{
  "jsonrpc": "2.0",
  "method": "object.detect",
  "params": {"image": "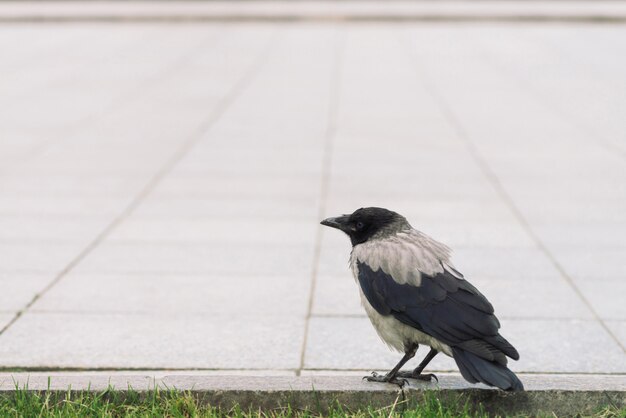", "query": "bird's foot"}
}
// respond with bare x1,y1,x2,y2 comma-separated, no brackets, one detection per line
363,371,408,388
395,371,438,382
